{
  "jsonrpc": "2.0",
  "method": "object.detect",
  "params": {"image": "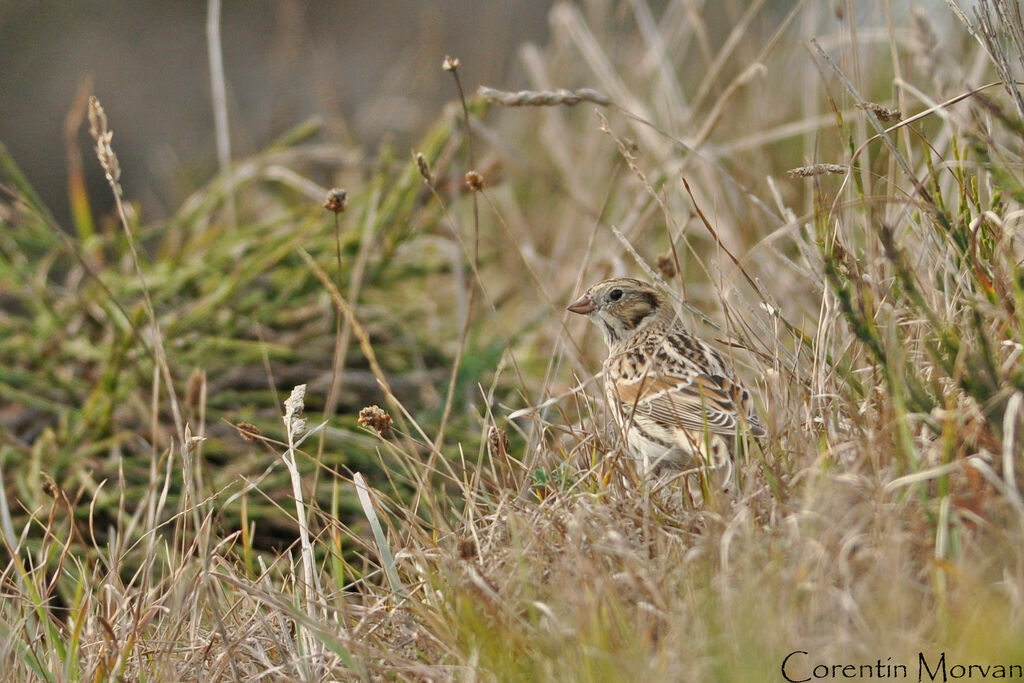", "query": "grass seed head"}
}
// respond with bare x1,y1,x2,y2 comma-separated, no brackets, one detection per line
358,405,392,436
416,152,433,184
323,188,348,213
465,170,484,191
